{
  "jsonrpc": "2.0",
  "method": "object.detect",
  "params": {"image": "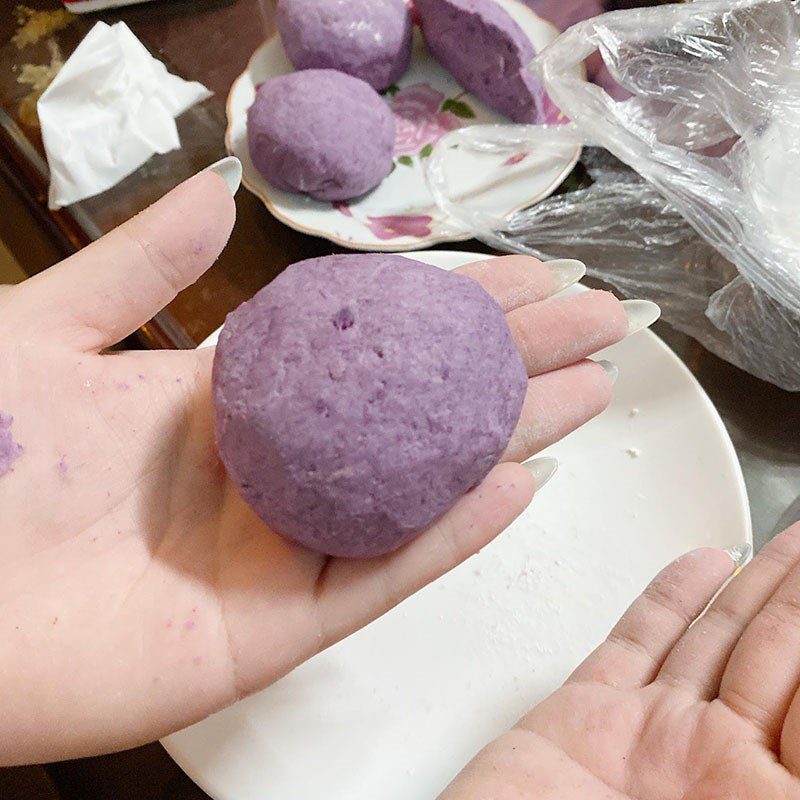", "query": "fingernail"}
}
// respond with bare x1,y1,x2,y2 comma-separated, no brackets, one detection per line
547,258,586,294
622,299,661,336
522,456,558,491
595,359,618,385
723,542,753,569
206,156,242,196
